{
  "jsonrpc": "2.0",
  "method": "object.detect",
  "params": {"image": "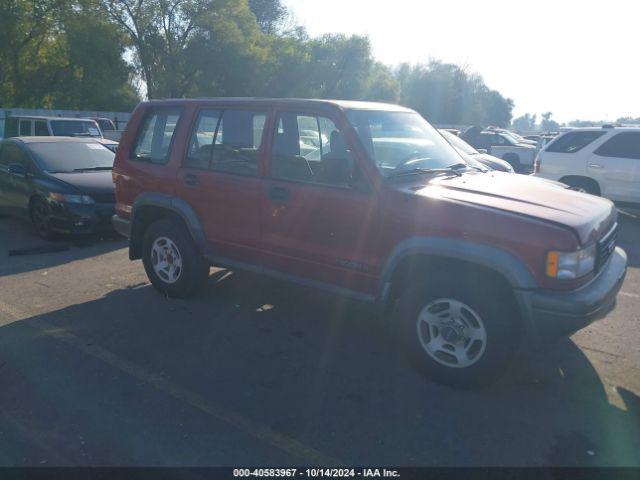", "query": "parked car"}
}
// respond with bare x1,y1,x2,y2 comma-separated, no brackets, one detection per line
92,117,116,132
486,127,537,146
439,129,514,172
92,117,124,142
0,137,116,238
111,98,627,387
96,138,119,153
462,126,537,173
4,116,103,139
534,126,640,207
